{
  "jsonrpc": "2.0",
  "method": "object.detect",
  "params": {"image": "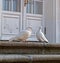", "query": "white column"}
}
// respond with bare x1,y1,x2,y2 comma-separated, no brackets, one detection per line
56,0,60,43
0,0,2,39
53,0,56,42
